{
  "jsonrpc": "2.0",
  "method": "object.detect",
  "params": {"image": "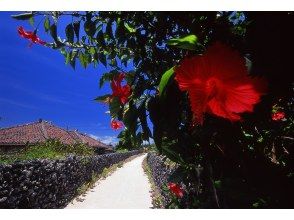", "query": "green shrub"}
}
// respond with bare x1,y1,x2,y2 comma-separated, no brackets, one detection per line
0,139,95,164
